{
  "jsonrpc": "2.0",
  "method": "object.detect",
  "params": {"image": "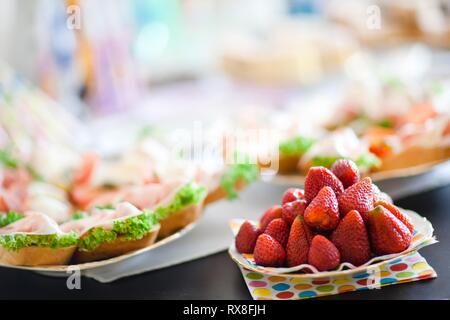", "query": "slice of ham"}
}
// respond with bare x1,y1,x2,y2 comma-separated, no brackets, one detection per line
70,151,162,210
60,202,143,236
2,168,31,189
396,103,438,128
0,188,27,213
398,114,450,149
86,180,184,211
26,182,72,223
74,152,159,188
0,211,63,235
0,168,30,212
70,184,104,210
73,153,98,185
